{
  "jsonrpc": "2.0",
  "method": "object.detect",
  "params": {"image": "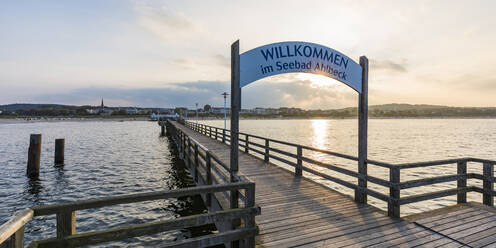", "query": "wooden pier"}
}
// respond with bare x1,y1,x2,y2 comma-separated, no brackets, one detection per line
1,119,495,247
166,120,496,247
